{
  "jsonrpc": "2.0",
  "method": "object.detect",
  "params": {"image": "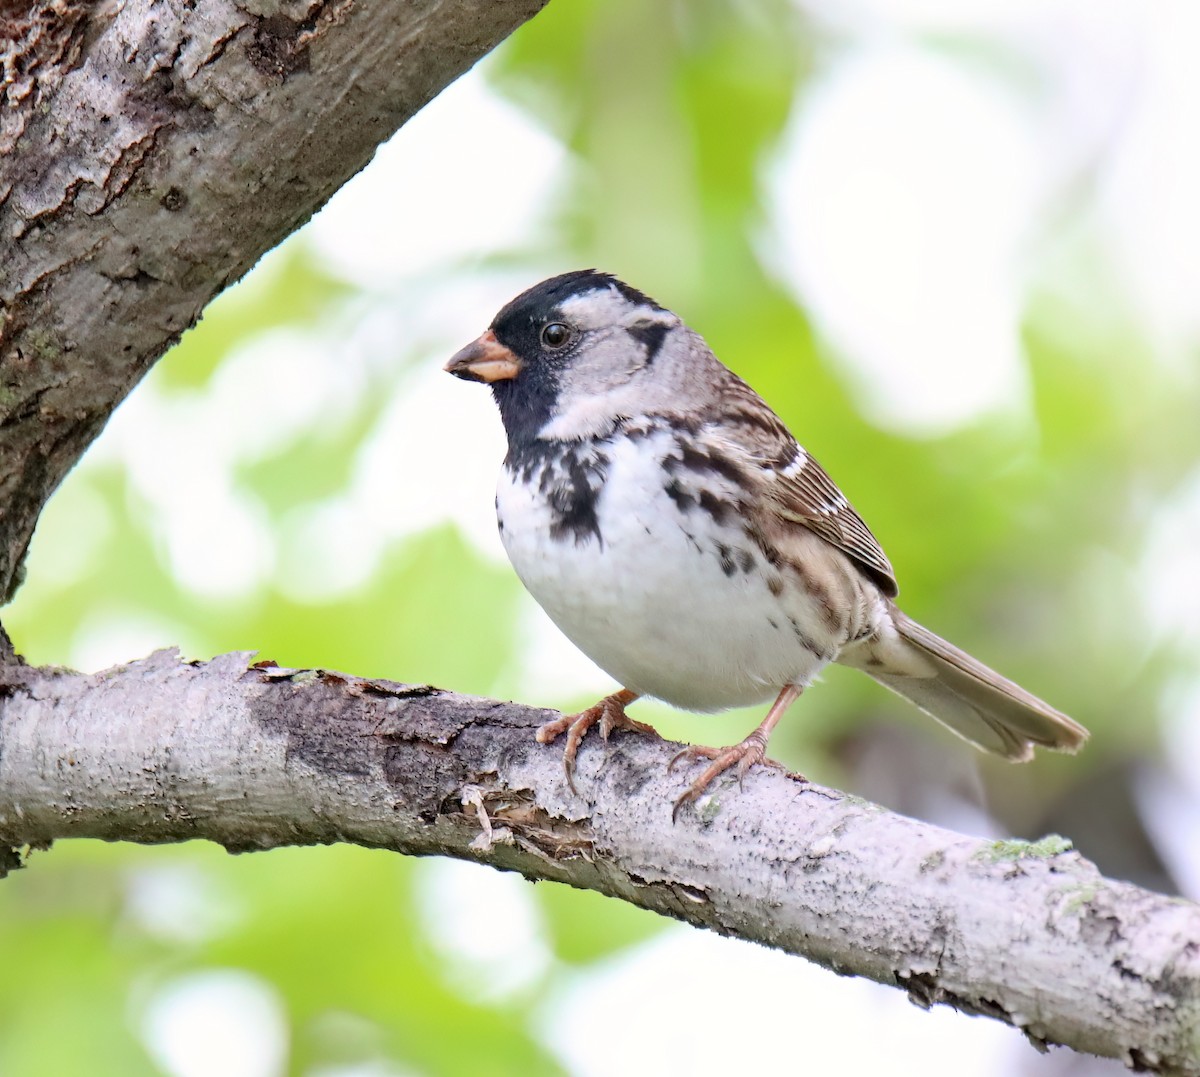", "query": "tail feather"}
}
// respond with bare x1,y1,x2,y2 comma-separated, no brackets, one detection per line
854,610,1089,761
